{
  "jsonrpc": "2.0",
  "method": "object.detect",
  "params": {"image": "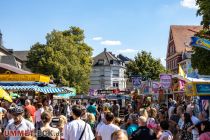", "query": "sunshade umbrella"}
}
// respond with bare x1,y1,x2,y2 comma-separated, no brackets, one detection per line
10,93,20,99
0,88,12,102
